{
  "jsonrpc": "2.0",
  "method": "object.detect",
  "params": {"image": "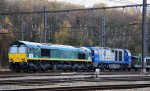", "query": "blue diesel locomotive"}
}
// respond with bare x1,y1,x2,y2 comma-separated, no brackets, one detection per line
87,47,131,71
8,41,131,72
